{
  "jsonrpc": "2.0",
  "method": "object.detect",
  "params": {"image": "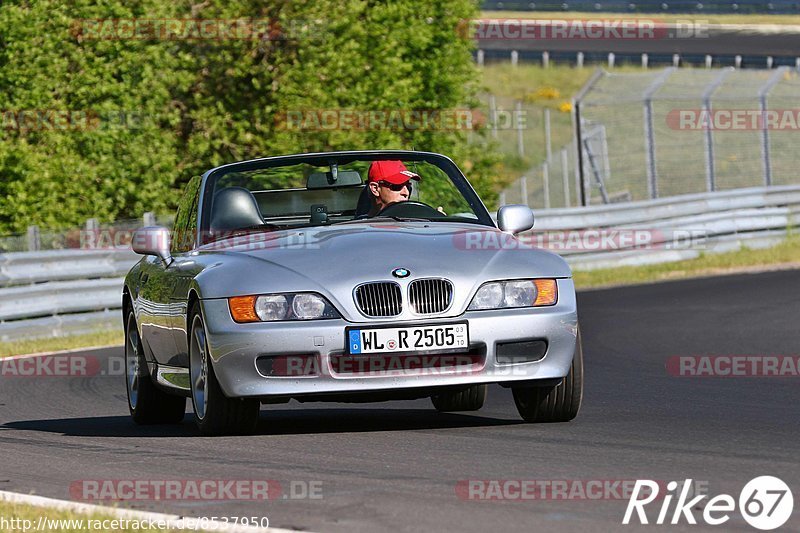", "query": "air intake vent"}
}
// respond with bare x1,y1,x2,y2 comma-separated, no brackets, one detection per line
408,278,453,315
354,282,402,317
